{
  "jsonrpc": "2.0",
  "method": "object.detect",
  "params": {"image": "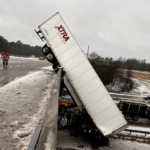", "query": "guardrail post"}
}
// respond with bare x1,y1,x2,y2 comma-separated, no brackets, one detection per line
36,69,62,150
